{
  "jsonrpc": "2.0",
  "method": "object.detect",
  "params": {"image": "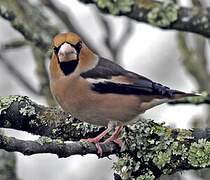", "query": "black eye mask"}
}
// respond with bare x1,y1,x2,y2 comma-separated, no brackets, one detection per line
53,41,82,55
